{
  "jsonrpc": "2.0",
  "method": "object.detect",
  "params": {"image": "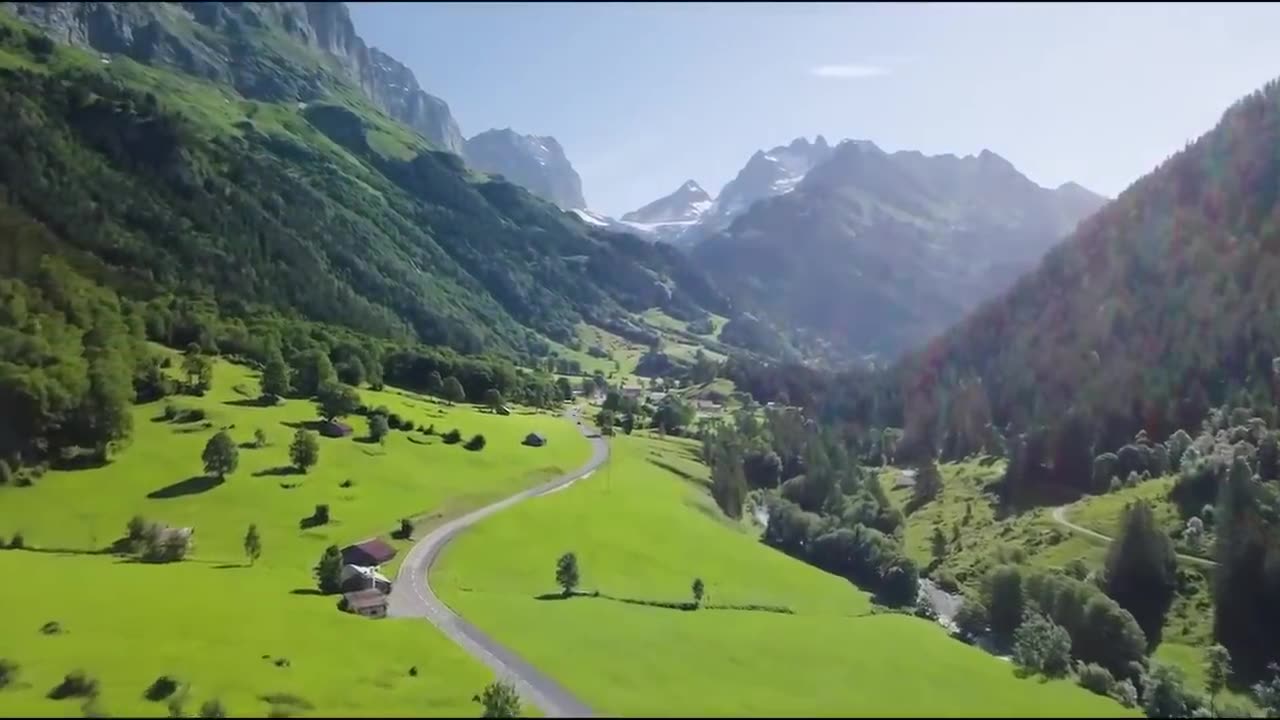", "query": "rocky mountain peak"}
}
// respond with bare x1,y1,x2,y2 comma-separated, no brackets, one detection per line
464,129,587,209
